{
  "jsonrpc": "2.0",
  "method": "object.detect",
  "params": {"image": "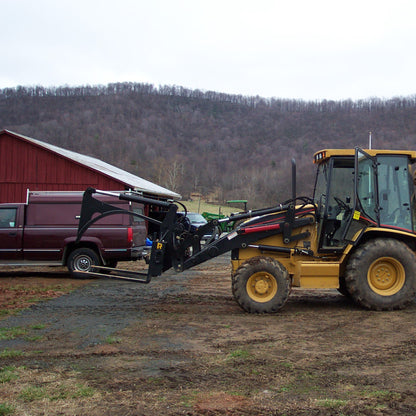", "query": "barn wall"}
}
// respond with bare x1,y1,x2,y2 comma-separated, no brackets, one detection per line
0,132,125,202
